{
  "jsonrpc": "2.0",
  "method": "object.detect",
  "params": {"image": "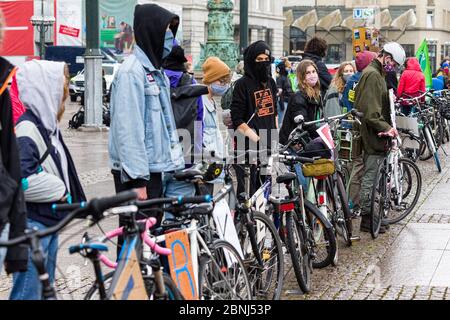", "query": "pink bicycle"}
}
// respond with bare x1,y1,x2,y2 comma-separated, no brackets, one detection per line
68,204,183,300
